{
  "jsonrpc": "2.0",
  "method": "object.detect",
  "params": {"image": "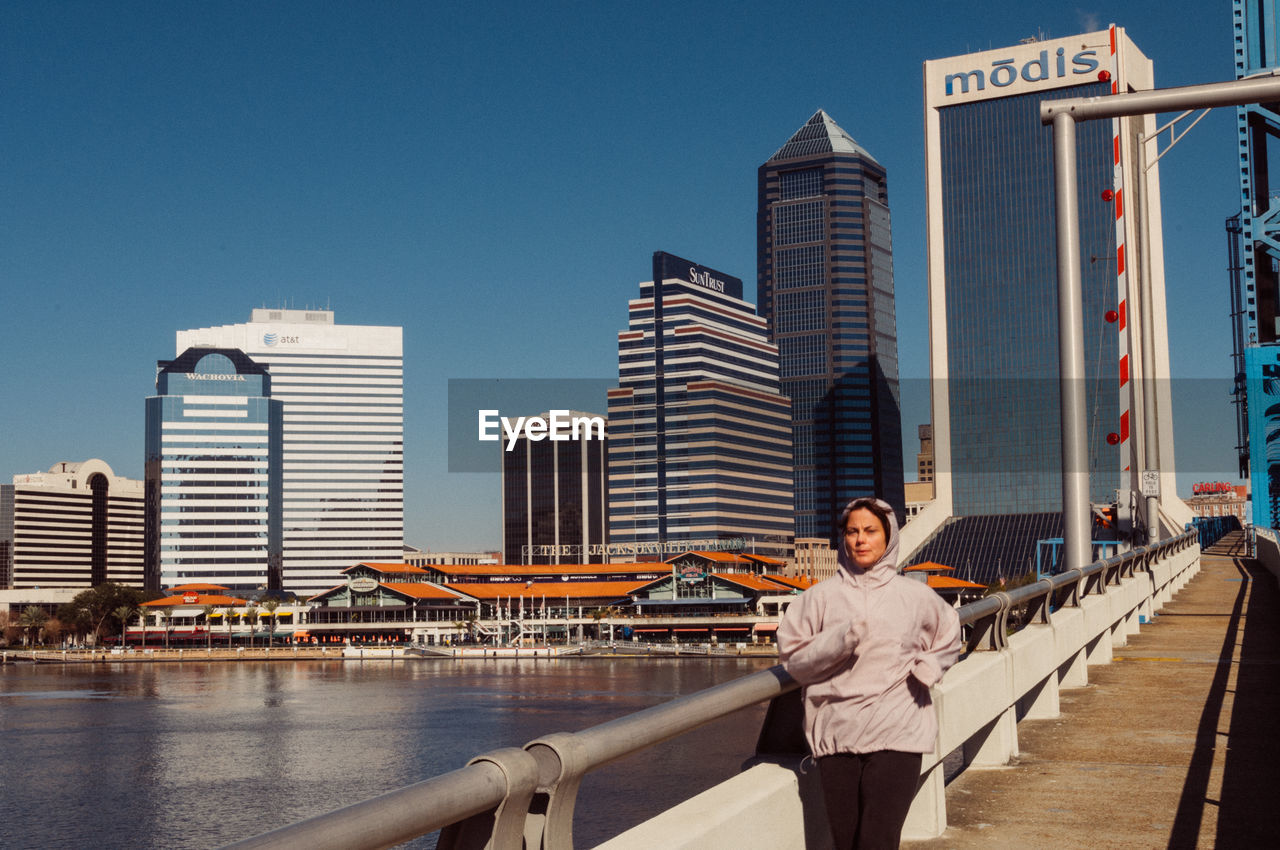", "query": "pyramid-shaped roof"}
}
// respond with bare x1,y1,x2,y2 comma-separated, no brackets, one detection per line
767,110,880,166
